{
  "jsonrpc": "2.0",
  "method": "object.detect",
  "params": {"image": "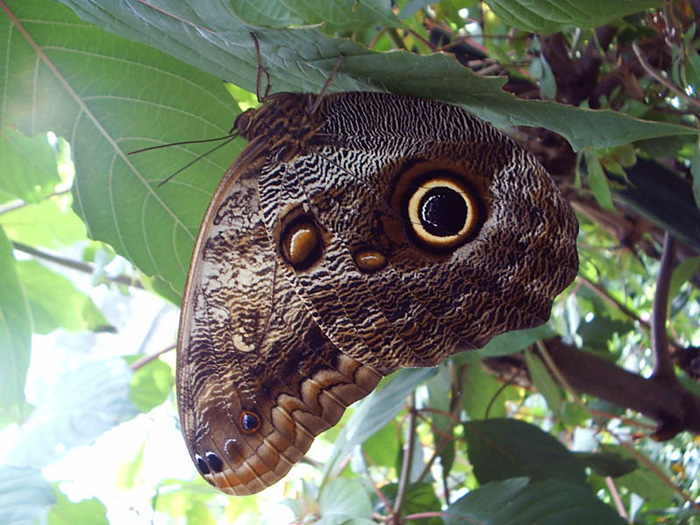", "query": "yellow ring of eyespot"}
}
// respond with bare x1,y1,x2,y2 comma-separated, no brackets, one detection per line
407,177,479,249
